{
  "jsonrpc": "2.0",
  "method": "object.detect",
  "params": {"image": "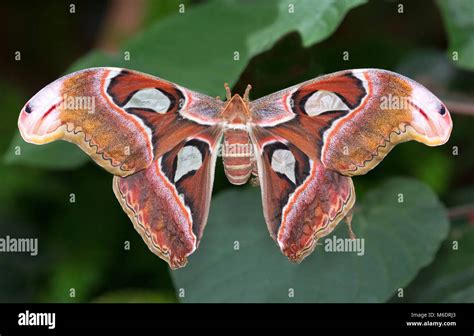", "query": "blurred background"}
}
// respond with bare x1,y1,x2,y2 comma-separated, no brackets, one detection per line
0,0,473,303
